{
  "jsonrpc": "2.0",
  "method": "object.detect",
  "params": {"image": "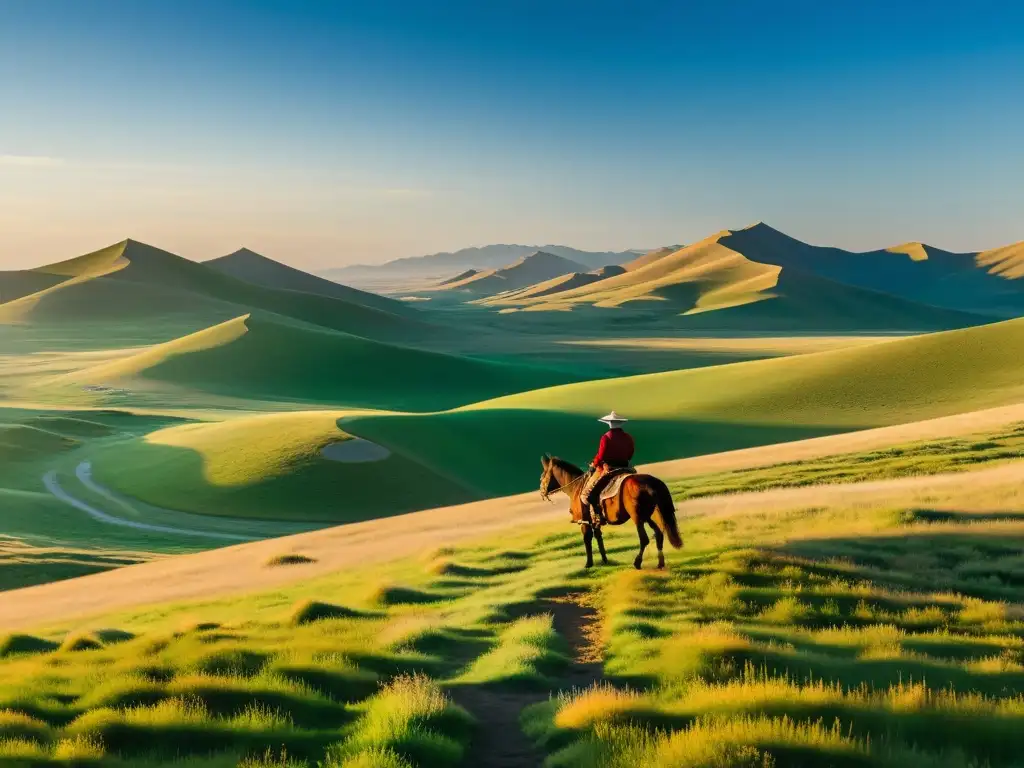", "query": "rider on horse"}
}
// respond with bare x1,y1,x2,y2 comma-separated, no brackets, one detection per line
582,410,635,525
